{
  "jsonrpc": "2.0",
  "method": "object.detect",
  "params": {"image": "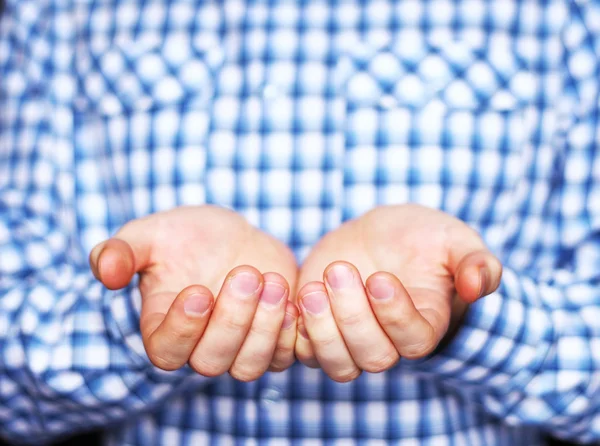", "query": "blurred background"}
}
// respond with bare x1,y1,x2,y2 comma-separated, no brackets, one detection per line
0,431,582,445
